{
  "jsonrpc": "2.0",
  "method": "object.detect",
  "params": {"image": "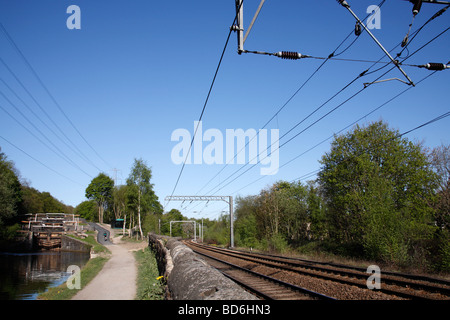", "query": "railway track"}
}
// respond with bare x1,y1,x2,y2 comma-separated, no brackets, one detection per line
184,241,450,300
185,242,335,300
